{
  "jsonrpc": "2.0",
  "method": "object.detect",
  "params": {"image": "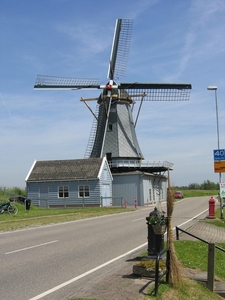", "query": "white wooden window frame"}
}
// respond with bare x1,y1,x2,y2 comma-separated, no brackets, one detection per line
58,186,69,198
78,185,90,198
